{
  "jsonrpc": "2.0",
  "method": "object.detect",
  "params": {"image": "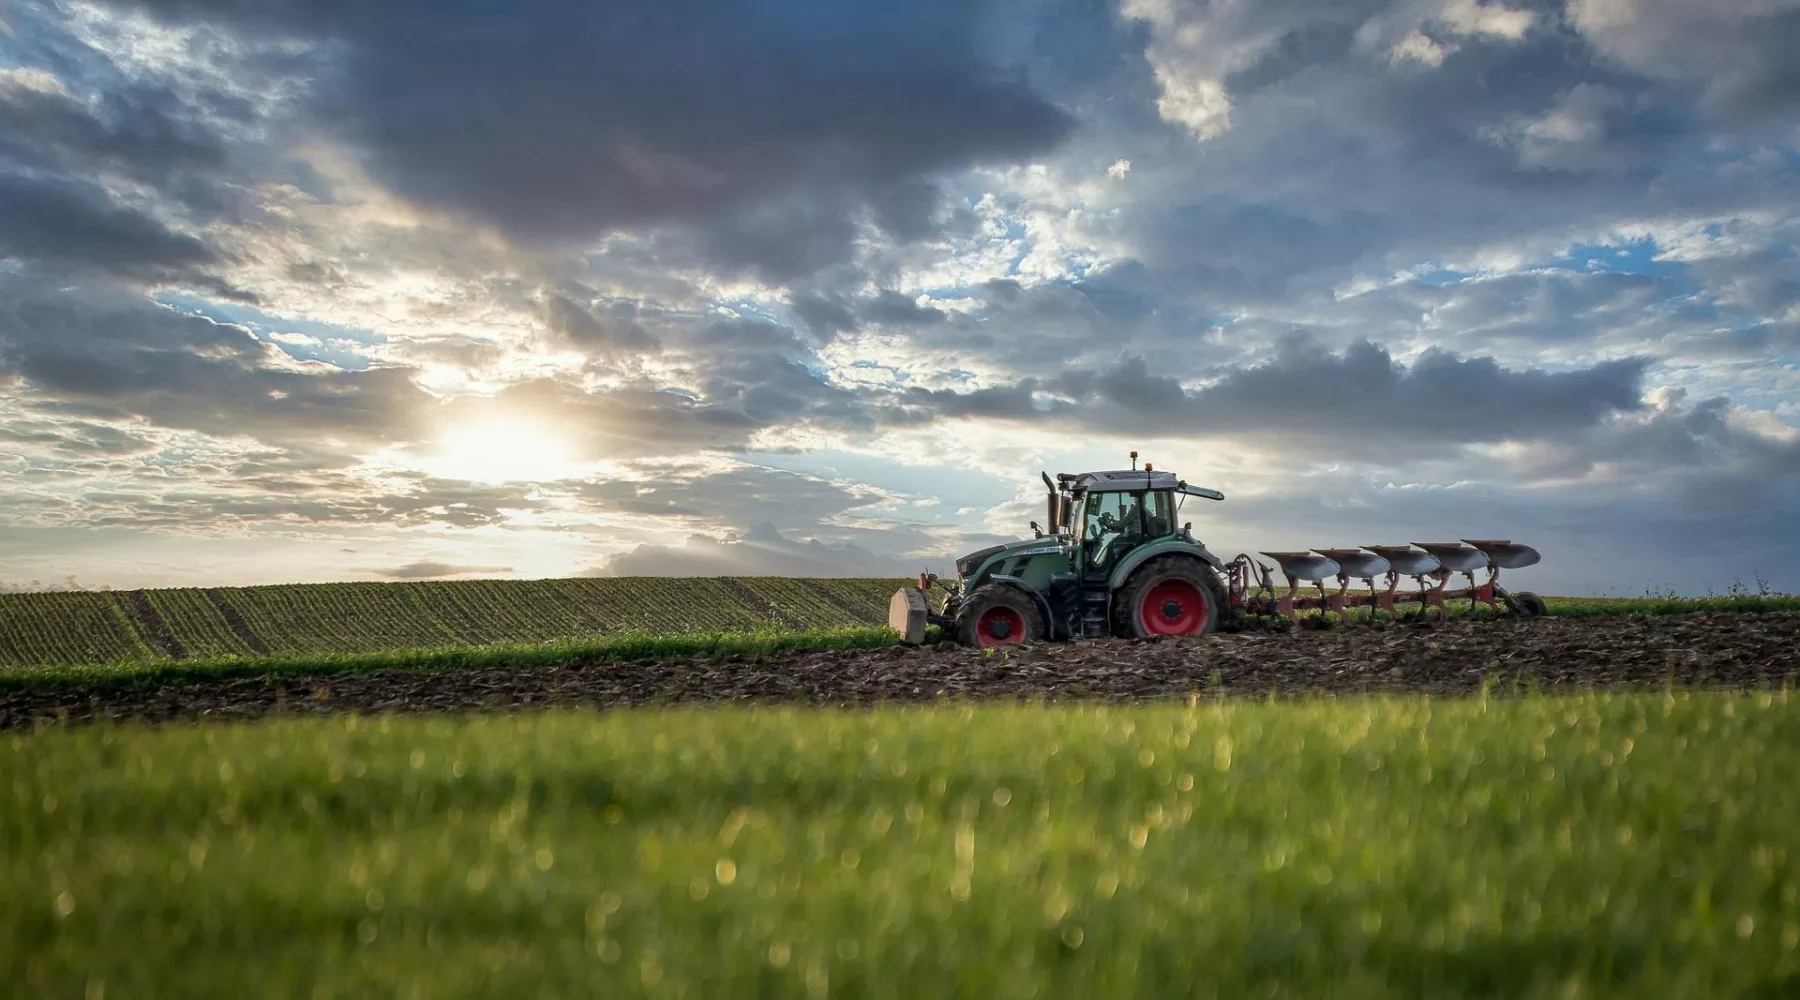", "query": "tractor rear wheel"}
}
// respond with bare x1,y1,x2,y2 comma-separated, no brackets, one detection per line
1113,556,1223,638
955,584,1044,648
